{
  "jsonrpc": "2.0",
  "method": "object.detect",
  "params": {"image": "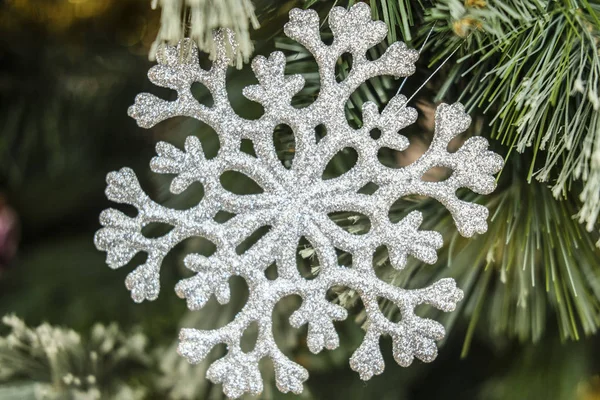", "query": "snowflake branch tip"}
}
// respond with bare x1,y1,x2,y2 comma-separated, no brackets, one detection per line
362,96,416,151
432,103,472,144
151,136,206,194
178,328,223,364
243,51,305,107
420,278,464,312
273,356,309,394
387,211,444,269
398,102,504,237
150,39,200,90
329,4,387,50
125,262,161,302
128,40,204,128
283,9,321,52
349,330,385,380
289,297,348,353
95,209,139,269
391,319,443,367
175,254,231,309
104,167,145,205
452,136,504,194
207,353,263,399
452,202,491,237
